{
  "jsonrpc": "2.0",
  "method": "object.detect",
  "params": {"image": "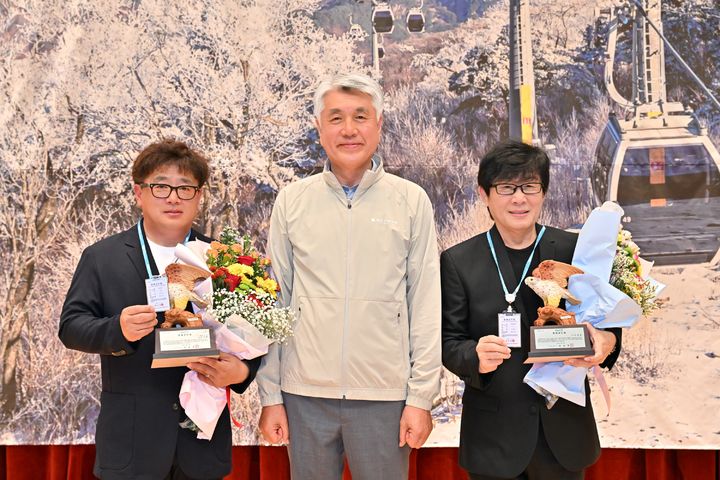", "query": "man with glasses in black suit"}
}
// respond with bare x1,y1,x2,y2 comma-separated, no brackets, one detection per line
60,139,259,480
